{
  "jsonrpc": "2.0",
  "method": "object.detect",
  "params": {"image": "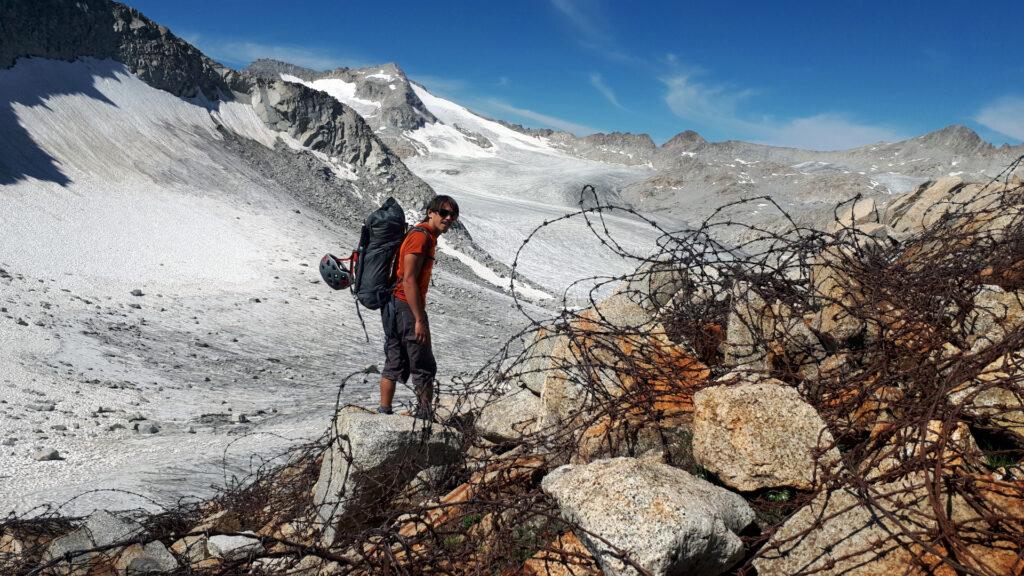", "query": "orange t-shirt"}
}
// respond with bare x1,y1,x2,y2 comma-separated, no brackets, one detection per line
393,224,437,304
